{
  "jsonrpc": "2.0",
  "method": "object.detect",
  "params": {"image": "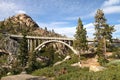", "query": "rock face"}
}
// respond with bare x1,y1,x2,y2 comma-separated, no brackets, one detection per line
89,65,106,72
0,13,62,37
0,14,38,35
0,33,19,58
13,14,39,29
11,14,39,29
